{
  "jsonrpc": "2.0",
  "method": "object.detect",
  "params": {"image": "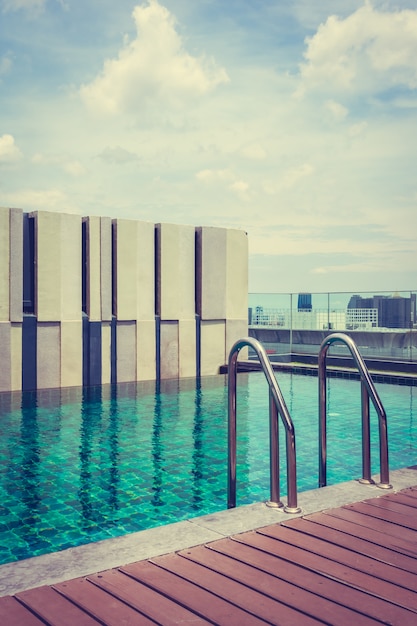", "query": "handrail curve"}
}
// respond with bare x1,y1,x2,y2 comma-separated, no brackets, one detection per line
228,337,300,514
318,332,391,490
